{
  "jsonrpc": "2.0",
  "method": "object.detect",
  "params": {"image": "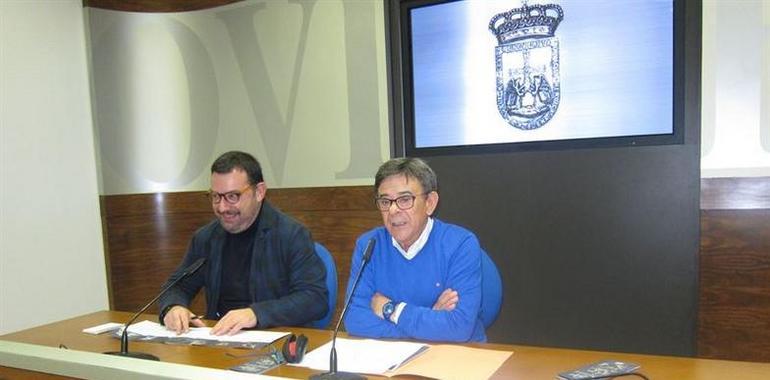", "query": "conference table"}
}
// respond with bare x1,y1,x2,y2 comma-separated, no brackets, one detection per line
2,311,769,379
